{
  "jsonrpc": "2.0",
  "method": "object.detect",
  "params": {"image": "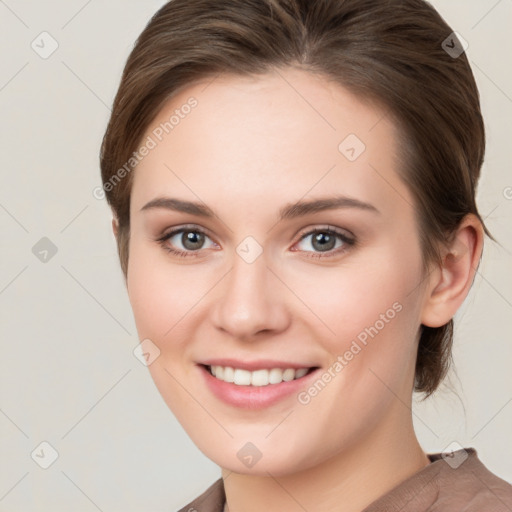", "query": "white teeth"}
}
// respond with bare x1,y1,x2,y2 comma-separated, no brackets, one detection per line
233,368,252,385
223,366,235,382
282,368,295,381
251,369,269,387
208,365,312,386
268,368,283,384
